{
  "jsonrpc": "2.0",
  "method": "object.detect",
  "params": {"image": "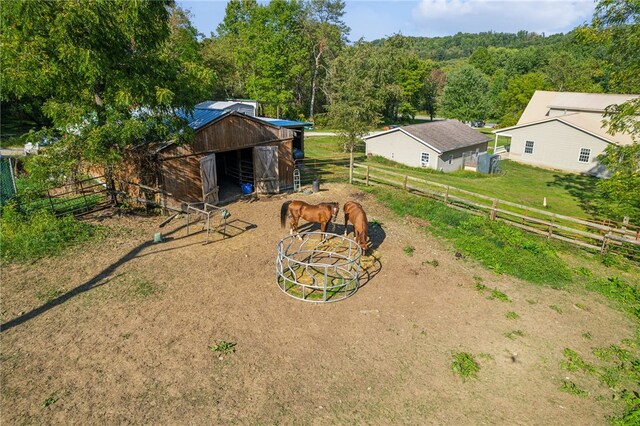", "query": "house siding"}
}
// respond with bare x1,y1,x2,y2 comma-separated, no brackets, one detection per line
437,143,488,172
366,131,440,169
508,120,609,174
